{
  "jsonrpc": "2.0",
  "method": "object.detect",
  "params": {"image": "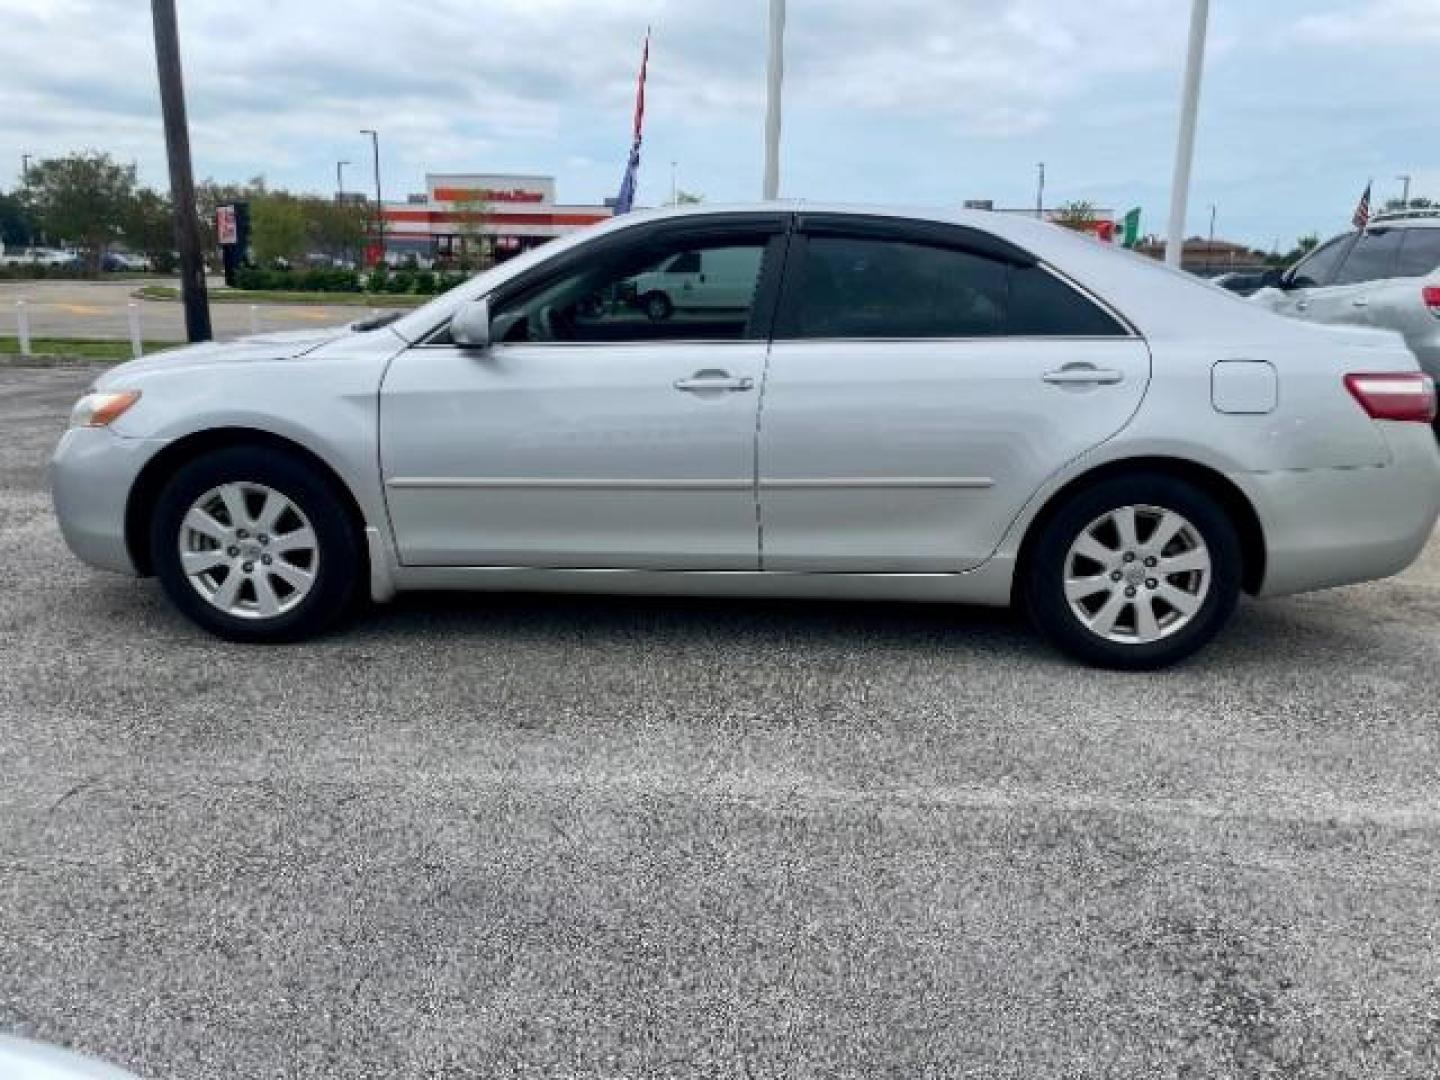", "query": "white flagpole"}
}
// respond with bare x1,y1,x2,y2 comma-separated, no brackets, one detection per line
763,0,785,200
1165,0,1209,268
